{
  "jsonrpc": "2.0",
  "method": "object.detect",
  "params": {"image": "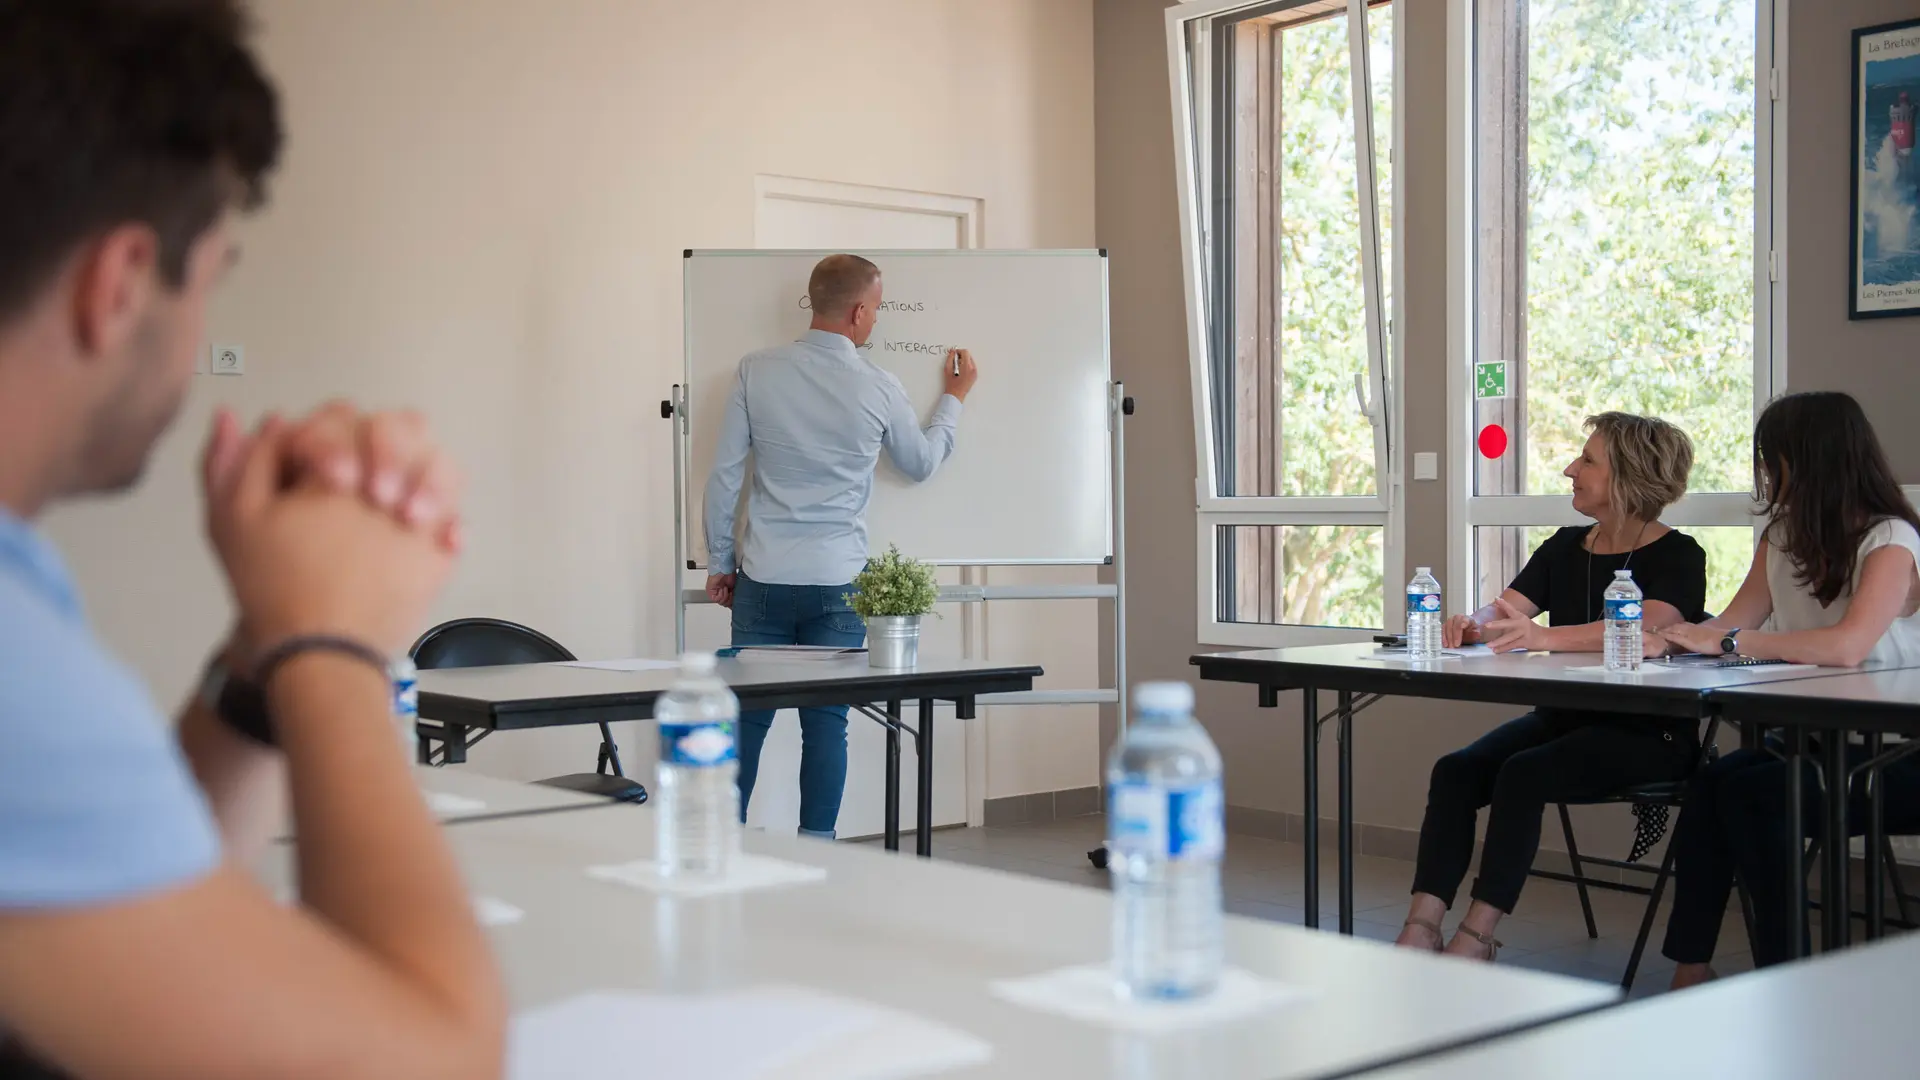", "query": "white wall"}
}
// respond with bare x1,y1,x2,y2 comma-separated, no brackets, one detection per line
42,0,1099,800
